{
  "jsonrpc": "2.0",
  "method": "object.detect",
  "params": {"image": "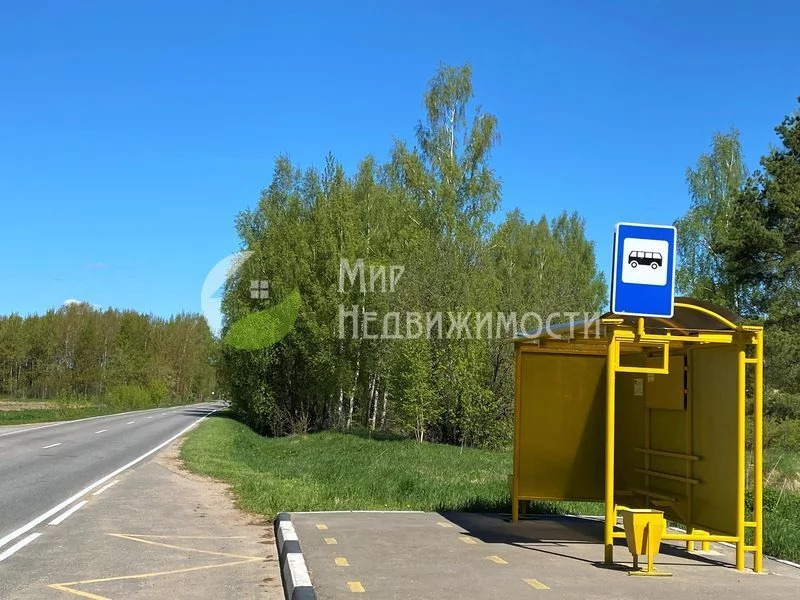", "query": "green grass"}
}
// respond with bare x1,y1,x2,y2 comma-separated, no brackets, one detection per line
183,415,800,563
180,414,601,520
757,449,800,562
0,405,111,425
